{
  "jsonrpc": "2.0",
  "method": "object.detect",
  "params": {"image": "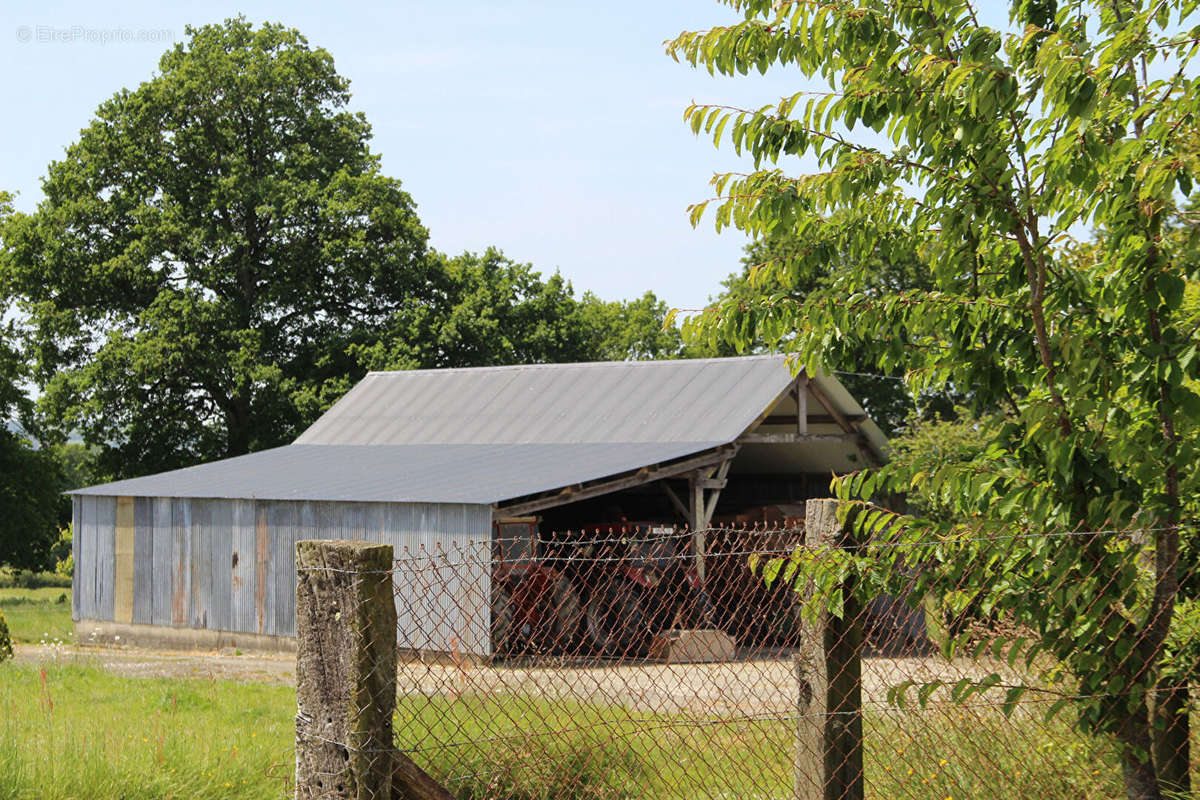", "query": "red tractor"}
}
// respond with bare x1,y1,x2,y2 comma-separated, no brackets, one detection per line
545,522,713,658
490,518,716,658
490,518,582,656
